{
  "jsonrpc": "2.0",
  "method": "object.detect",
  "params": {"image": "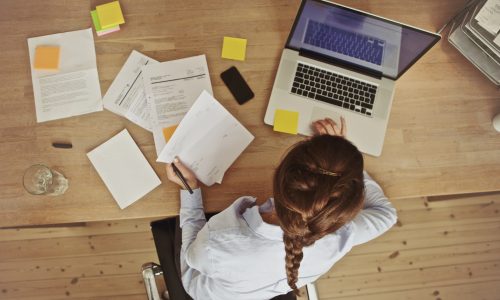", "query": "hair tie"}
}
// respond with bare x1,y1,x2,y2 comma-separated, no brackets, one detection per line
317,168,341,177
